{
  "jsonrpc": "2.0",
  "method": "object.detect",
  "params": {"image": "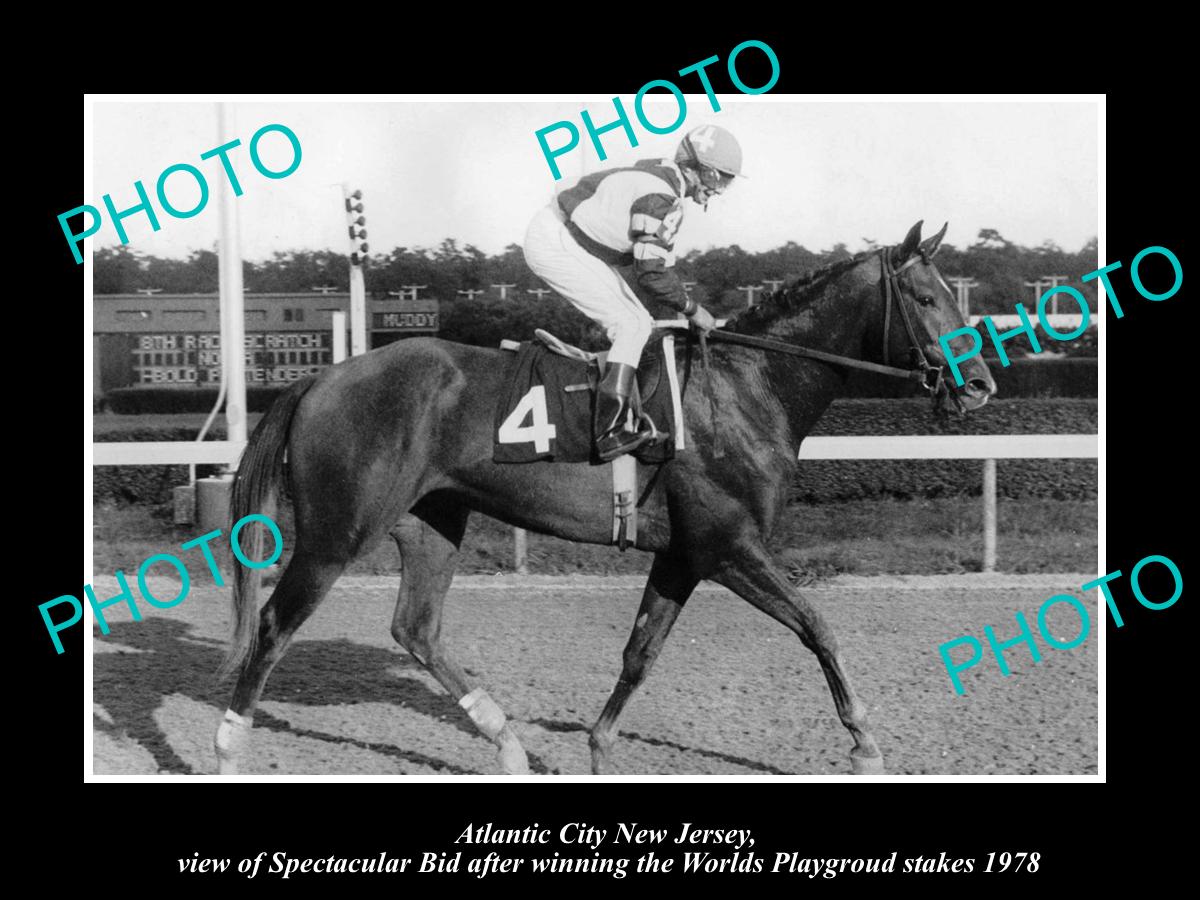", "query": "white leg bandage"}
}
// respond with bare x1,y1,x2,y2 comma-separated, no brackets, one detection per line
460,689,530,775
214,709,253,773
459,688,507,741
